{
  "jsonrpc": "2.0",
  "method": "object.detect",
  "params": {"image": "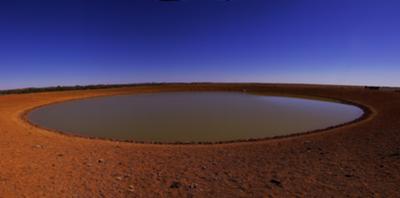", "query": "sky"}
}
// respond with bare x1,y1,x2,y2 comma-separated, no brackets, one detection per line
1,0,400,90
